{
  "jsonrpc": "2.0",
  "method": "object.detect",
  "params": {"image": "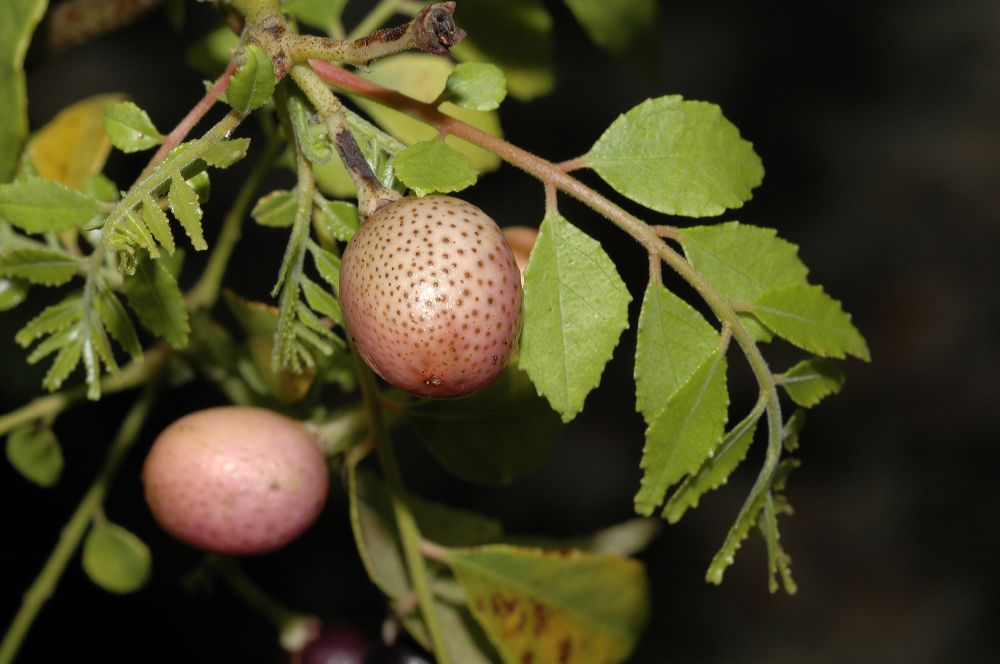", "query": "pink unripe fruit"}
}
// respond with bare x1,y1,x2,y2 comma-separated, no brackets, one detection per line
501,225,538,285
142,406,329,555
340,195,522,398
